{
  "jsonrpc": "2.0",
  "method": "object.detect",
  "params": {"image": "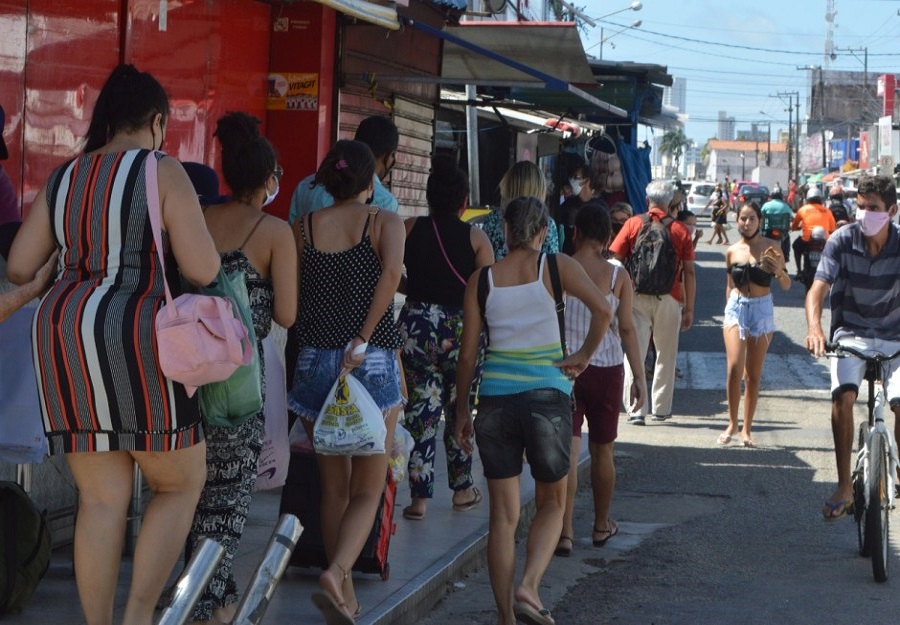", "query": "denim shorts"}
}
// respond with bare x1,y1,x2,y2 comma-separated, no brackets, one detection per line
830,336,900,405
723,291,775,340
474,388,572,482
288,346,403,423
